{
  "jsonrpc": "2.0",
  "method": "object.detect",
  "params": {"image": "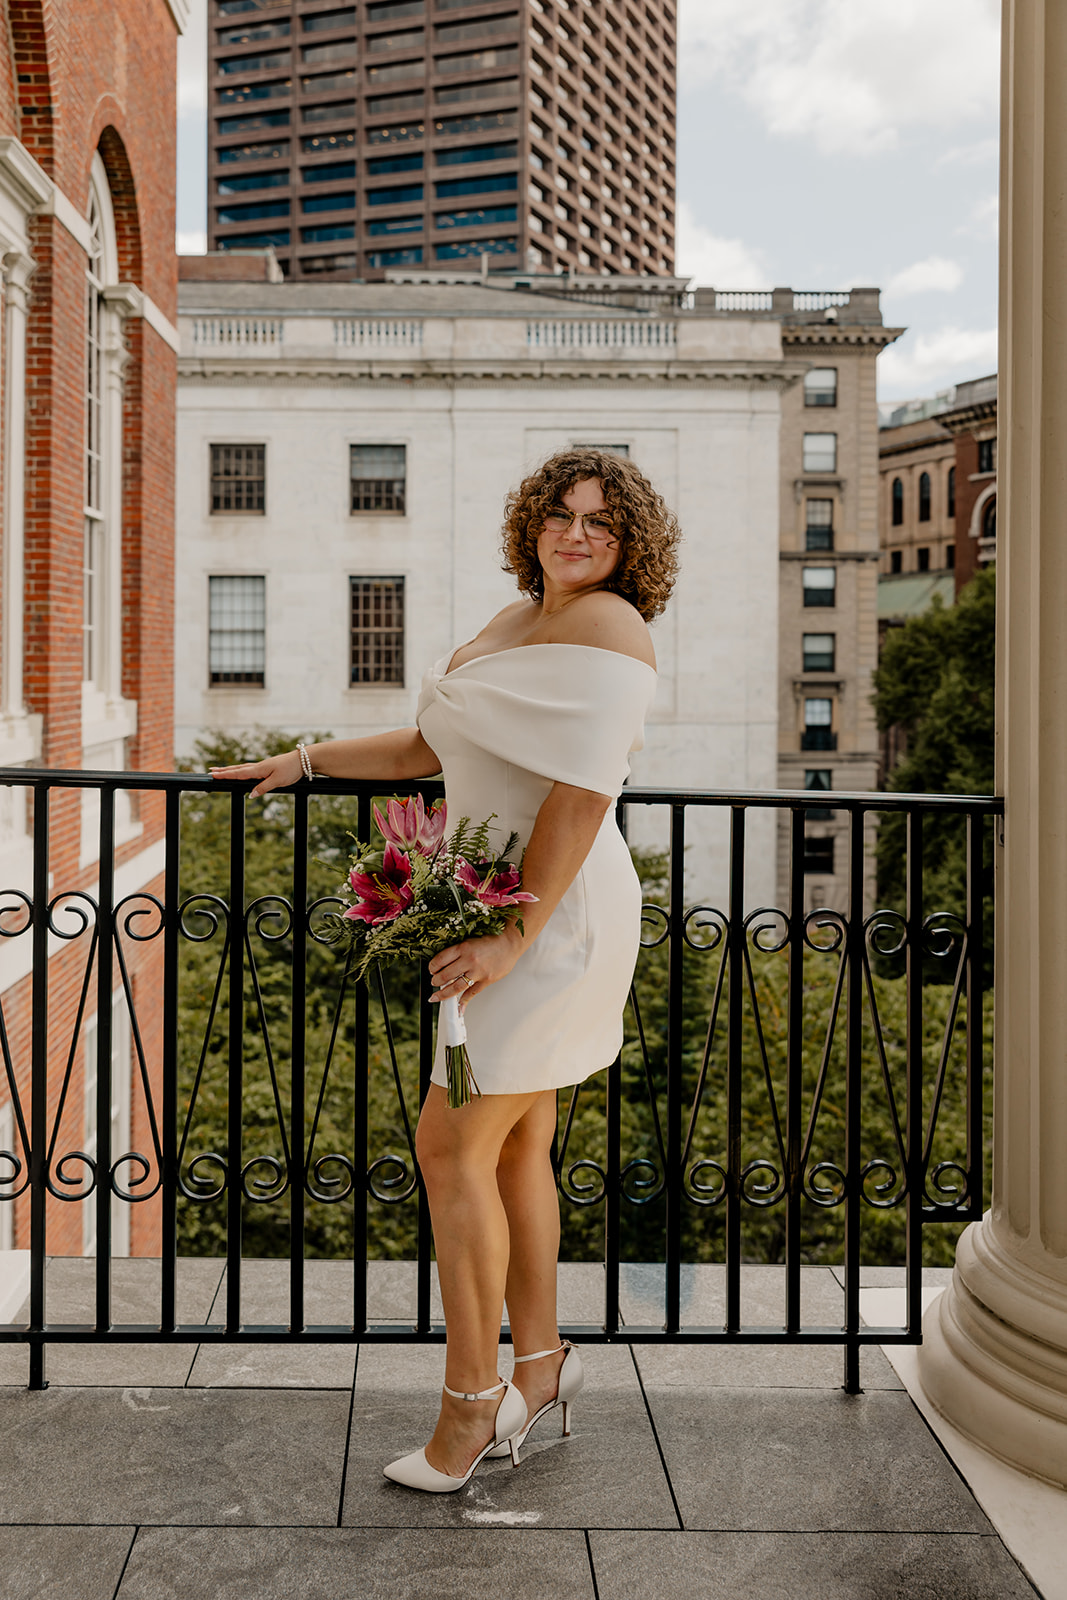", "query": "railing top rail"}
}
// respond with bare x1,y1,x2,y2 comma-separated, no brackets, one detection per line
0,766,1004,813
